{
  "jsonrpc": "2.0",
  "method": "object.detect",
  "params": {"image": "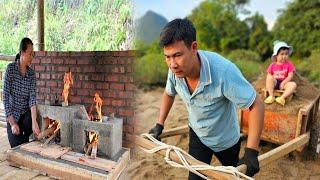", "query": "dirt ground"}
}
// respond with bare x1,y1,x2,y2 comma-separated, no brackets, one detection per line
126,88,320,180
